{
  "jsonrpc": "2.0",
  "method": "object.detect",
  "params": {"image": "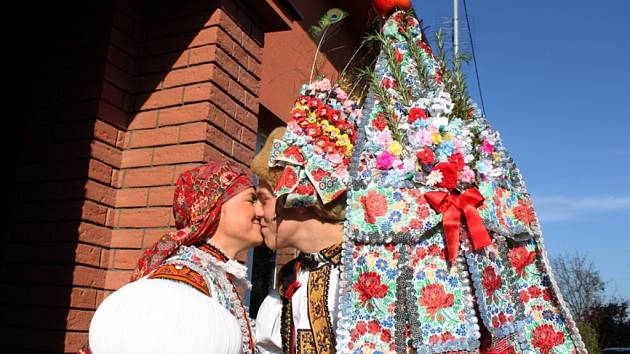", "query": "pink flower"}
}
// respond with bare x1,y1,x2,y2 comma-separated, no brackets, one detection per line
311,78,331,92
327,153,344,165
334,87,348,100
459,166,476,183
376,129,393,148
482,139,495,154
377,151,395,170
